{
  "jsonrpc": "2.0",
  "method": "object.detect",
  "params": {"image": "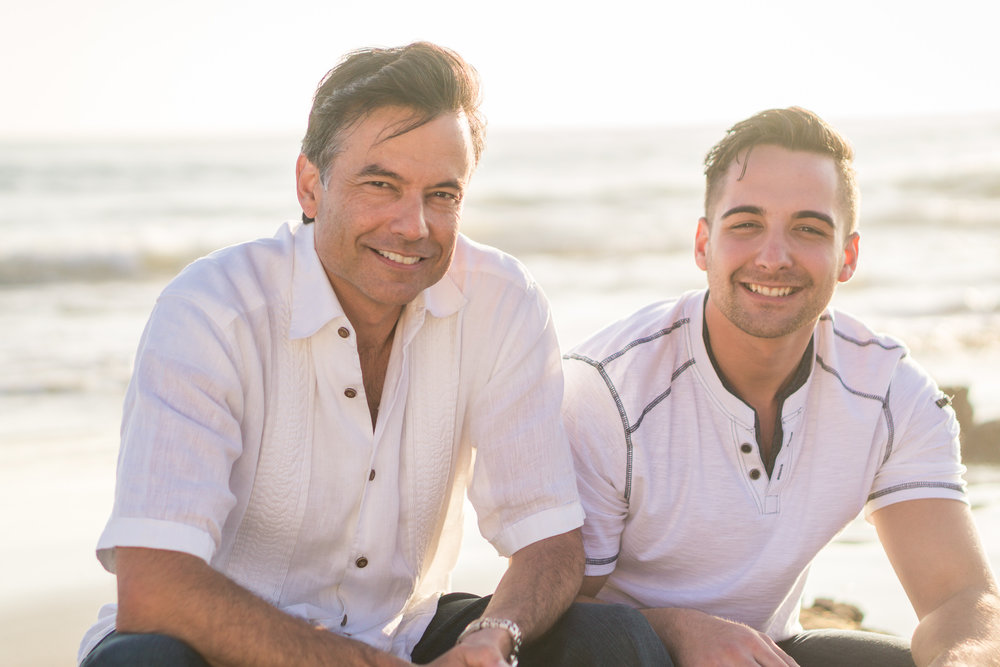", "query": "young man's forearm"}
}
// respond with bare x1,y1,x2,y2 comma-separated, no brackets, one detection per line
911,587,1000,666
